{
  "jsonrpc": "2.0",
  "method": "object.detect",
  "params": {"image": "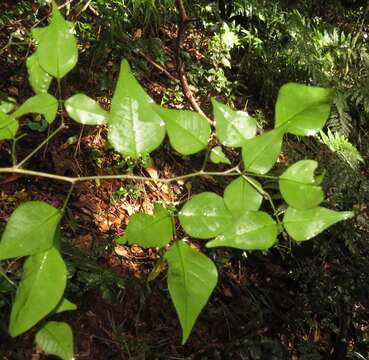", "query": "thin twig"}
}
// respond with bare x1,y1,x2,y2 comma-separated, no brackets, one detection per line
0,166,240,184
62,183,75,213
175,0,213,125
